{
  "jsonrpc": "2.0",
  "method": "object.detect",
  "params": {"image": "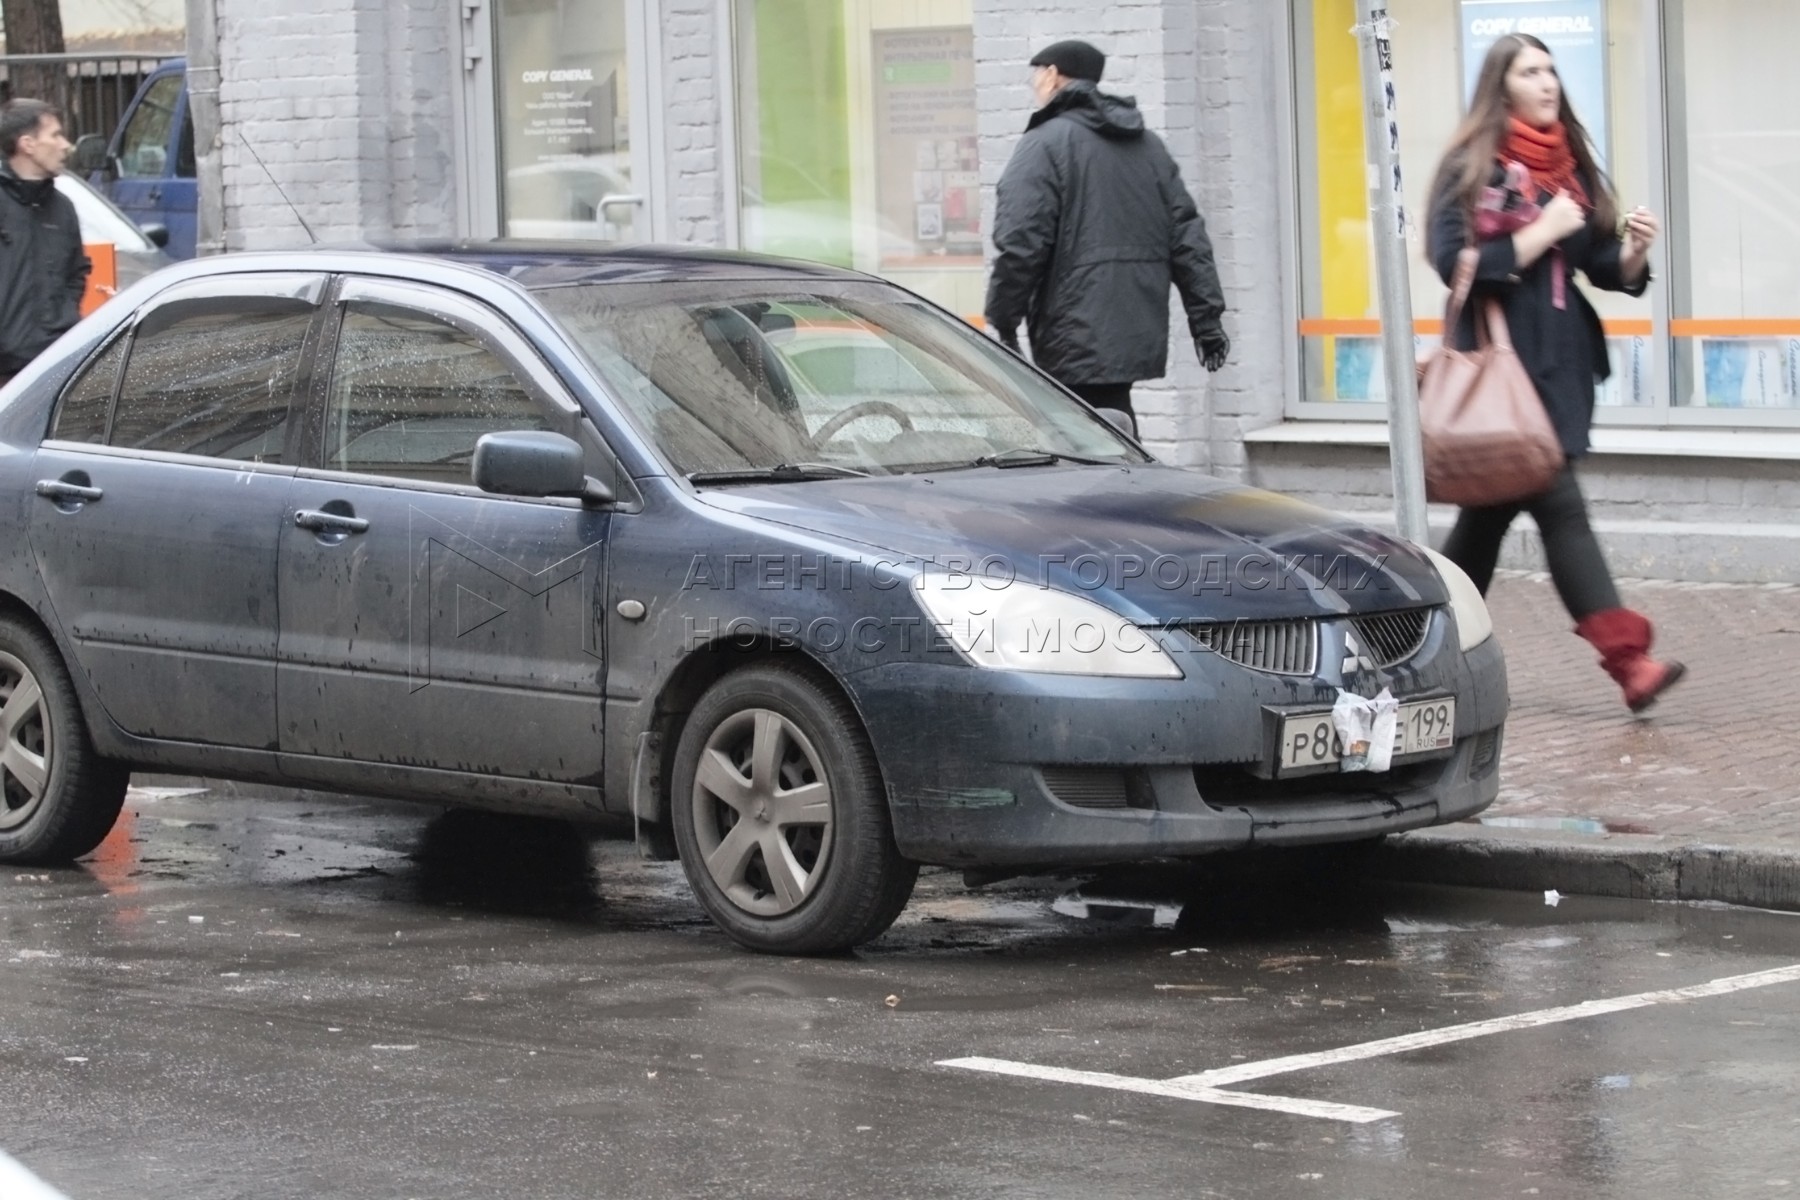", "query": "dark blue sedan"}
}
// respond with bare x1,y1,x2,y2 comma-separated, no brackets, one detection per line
0,245,1507,953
